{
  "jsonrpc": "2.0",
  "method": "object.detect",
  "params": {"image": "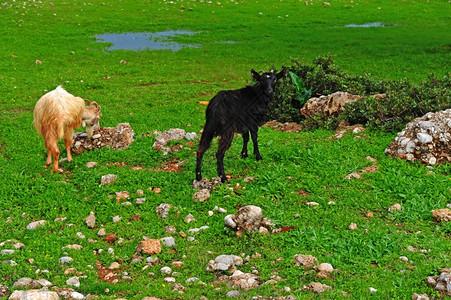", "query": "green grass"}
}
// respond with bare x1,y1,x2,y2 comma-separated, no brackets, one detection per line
0,0,450,299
